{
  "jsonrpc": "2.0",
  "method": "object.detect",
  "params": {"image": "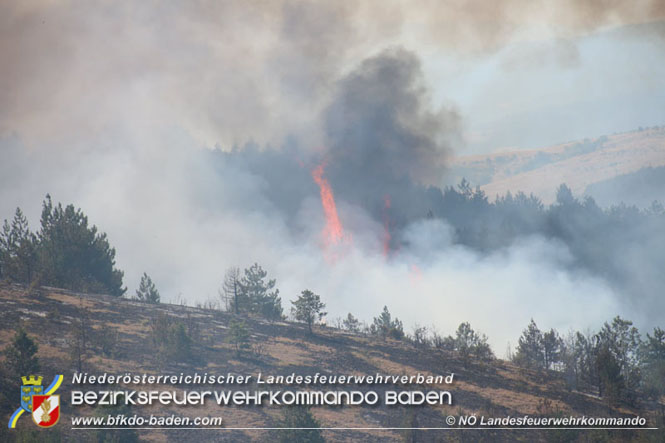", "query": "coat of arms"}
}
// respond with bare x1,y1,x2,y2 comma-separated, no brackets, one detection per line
32,394,60,427
20,375,43,413
8,374,63,429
